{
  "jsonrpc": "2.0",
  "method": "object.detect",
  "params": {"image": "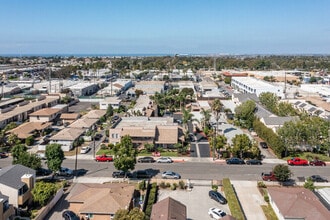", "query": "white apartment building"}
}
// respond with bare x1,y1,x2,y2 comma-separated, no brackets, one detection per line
231,77,285,99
